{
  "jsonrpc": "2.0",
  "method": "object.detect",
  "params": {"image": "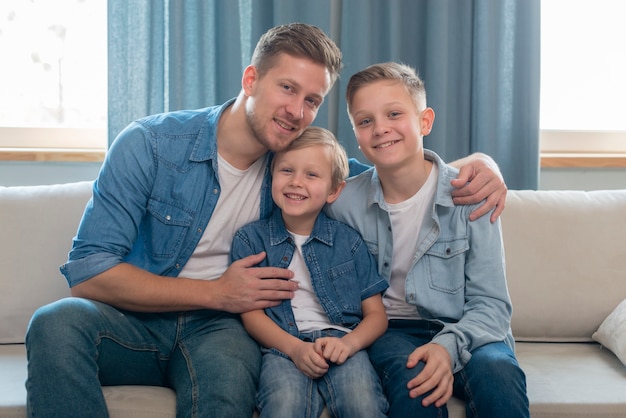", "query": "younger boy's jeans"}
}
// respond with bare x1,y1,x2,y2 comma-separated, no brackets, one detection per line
25,297,260,418
256,329,388,418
